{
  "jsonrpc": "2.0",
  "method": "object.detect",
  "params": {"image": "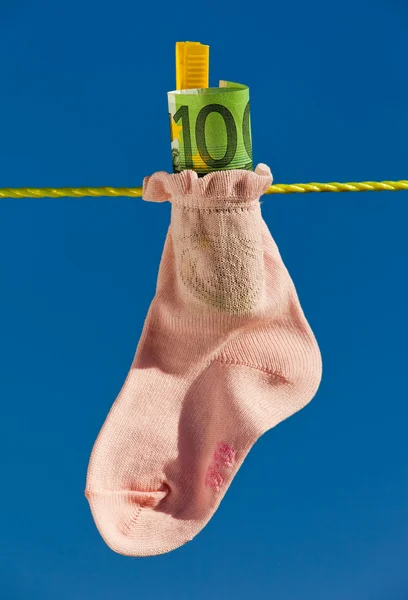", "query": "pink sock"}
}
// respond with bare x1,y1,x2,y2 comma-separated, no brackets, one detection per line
85,164,322,556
